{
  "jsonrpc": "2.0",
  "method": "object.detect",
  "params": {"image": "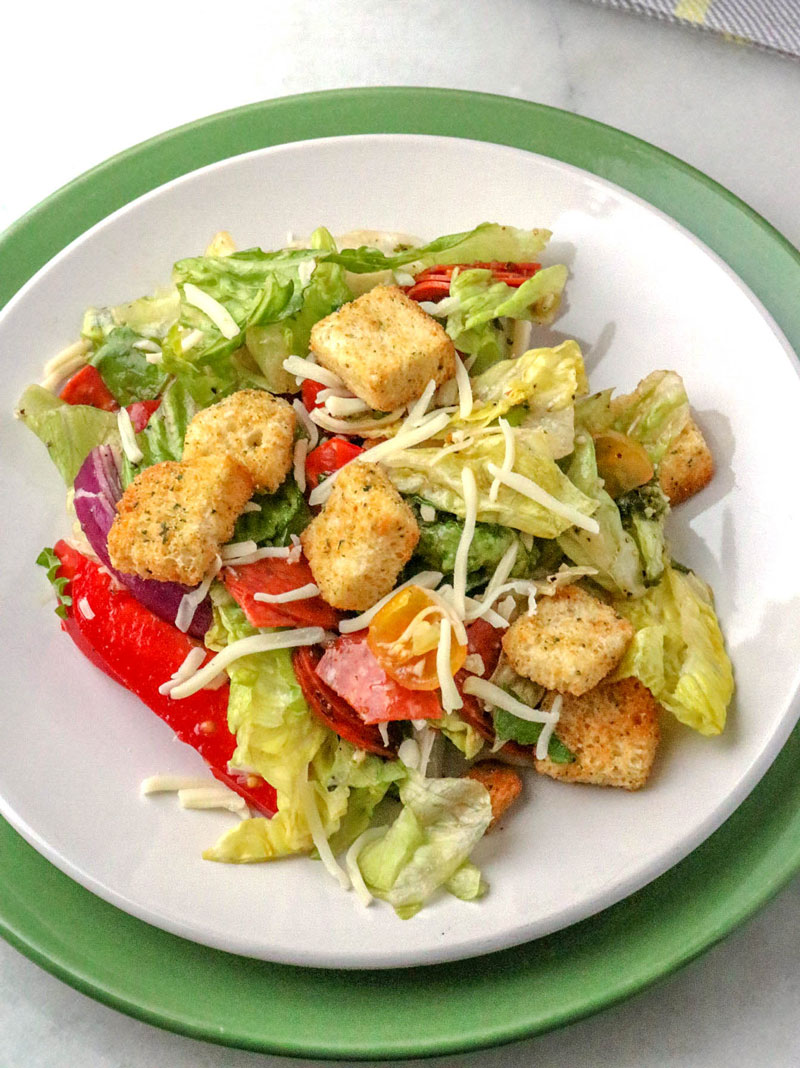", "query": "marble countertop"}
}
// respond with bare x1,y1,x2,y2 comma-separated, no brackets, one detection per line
2,1,799,1064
